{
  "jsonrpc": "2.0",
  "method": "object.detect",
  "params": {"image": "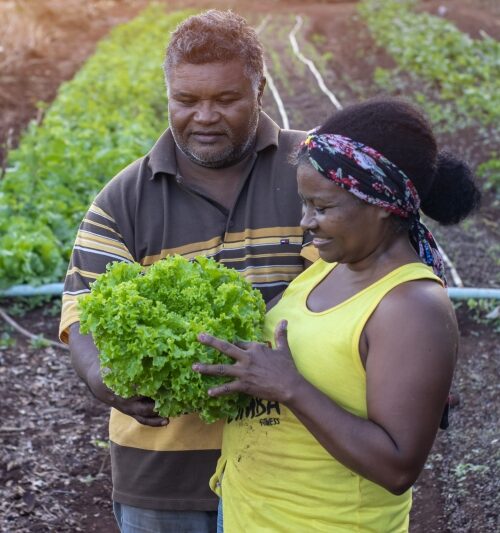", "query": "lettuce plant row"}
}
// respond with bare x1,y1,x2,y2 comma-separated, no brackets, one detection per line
0,6,192,289
359,0,500,126
359,0,500,188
